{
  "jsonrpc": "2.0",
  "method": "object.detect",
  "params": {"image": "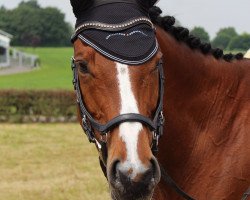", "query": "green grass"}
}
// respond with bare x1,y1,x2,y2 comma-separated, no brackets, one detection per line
0,123,110,200
0,47,247,90
0,48,73,90
224,49,247,54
